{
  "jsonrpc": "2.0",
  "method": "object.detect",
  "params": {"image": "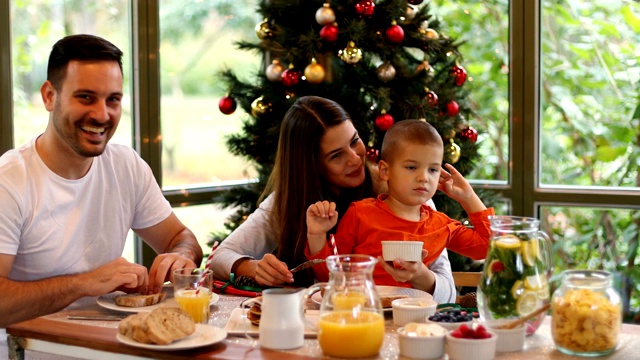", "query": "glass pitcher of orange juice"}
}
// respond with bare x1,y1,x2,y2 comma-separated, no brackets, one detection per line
311,254,384,358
